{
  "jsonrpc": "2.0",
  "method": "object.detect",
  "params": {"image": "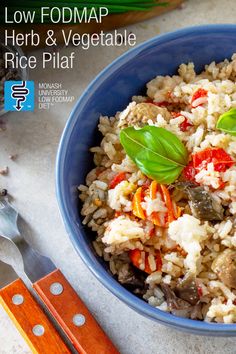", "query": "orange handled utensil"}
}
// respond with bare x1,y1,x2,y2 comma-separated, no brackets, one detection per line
0,260,71,354
0,198,119,354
